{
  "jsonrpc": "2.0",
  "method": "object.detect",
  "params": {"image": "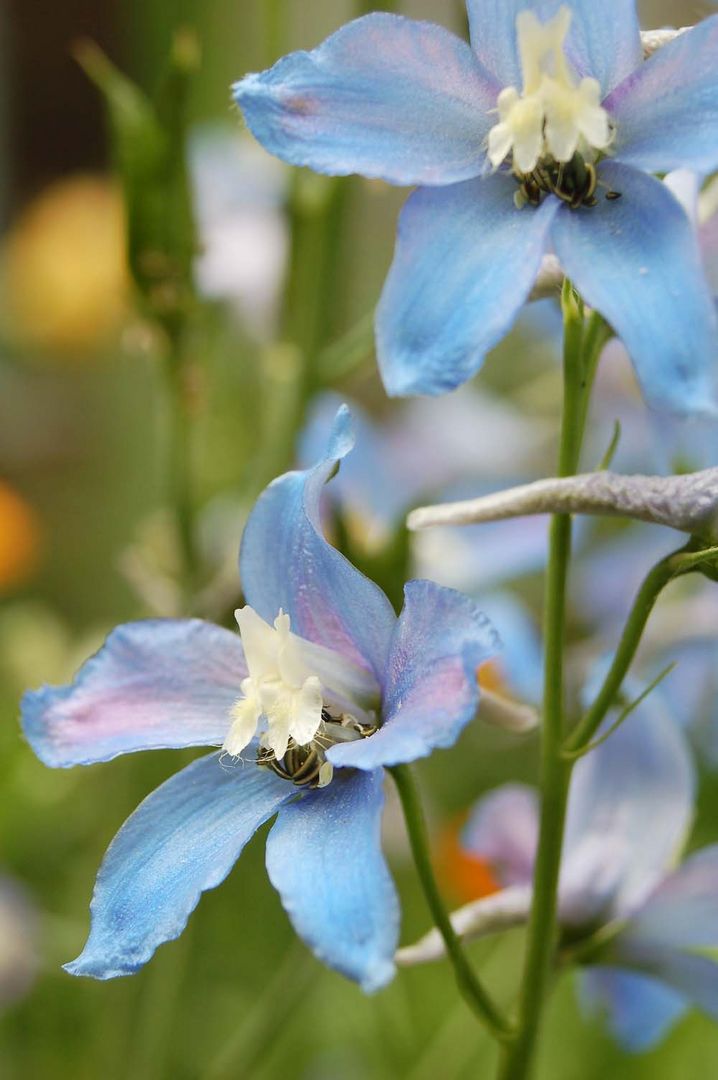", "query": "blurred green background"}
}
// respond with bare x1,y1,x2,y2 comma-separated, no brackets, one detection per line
2,2,718,1077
